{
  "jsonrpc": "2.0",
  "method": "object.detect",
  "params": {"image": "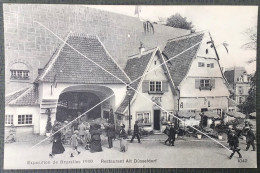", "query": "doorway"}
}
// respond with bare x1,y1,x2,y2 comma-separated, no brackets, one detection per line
153,110,160,130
